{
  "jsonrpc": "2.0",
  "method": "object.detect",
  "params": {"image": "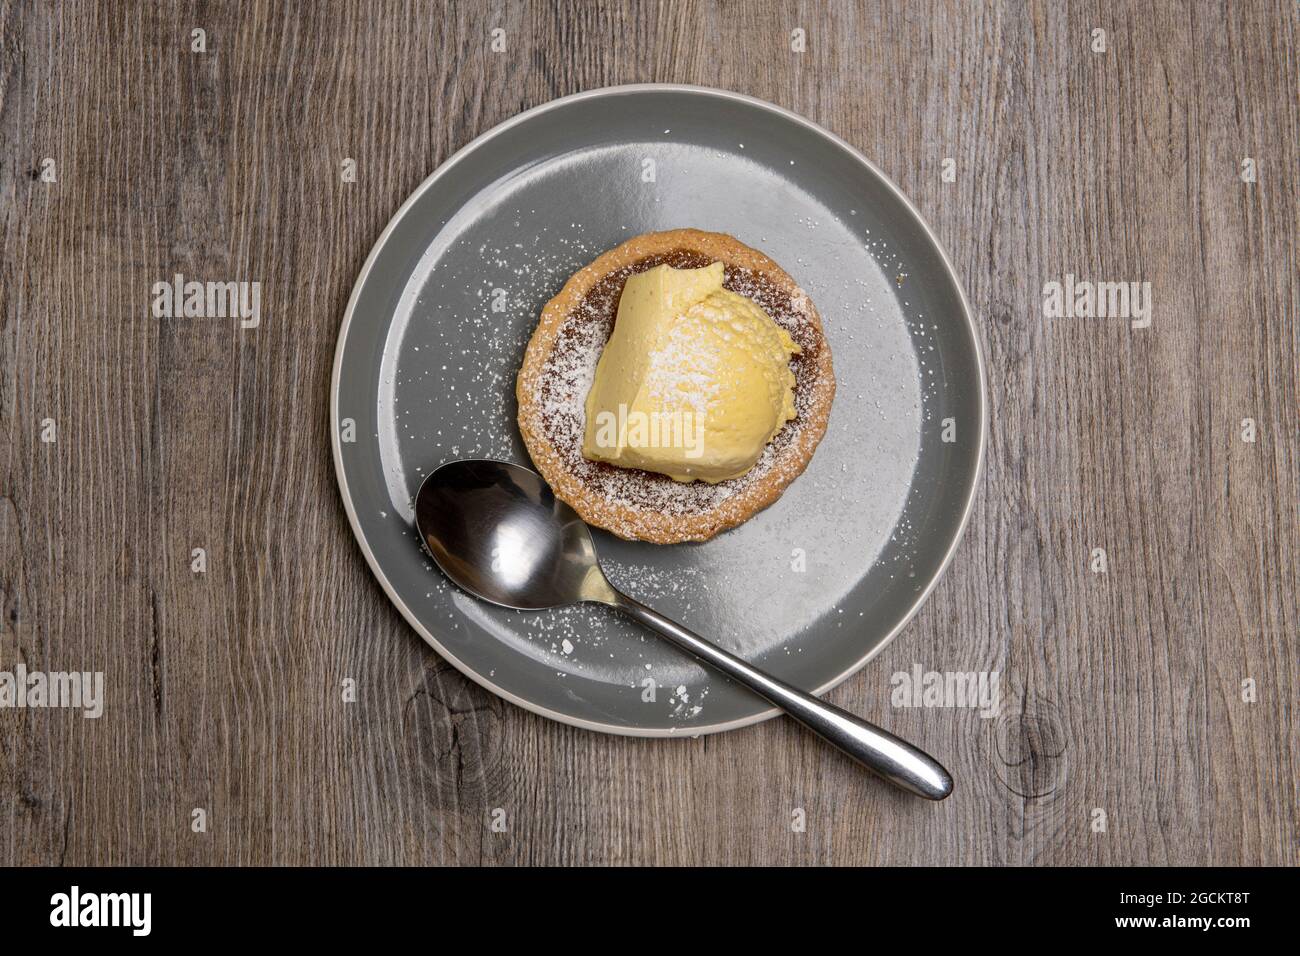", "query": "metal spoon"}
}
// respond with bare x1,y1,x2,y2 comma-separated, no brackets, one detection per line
415,458,953,800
